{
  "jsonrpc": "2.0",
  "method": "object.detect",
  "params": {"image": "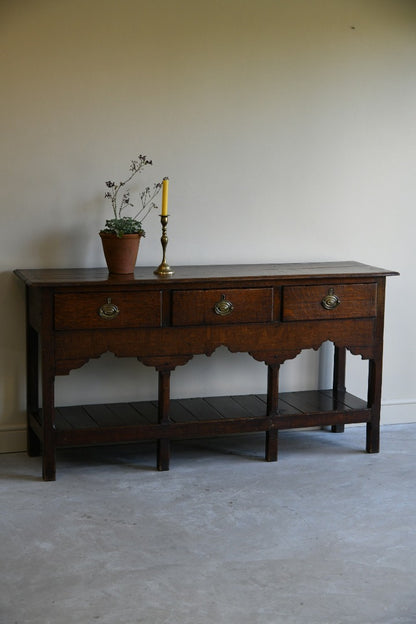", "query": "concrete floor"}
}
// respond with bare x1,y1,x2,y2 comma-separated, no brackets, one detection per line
1,424,415,624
